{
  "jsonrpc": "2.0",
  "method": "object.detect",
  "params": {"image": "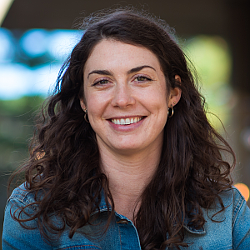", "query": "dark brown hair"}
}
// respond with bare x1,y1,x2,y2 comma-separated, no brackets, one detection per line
11,8,235,250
